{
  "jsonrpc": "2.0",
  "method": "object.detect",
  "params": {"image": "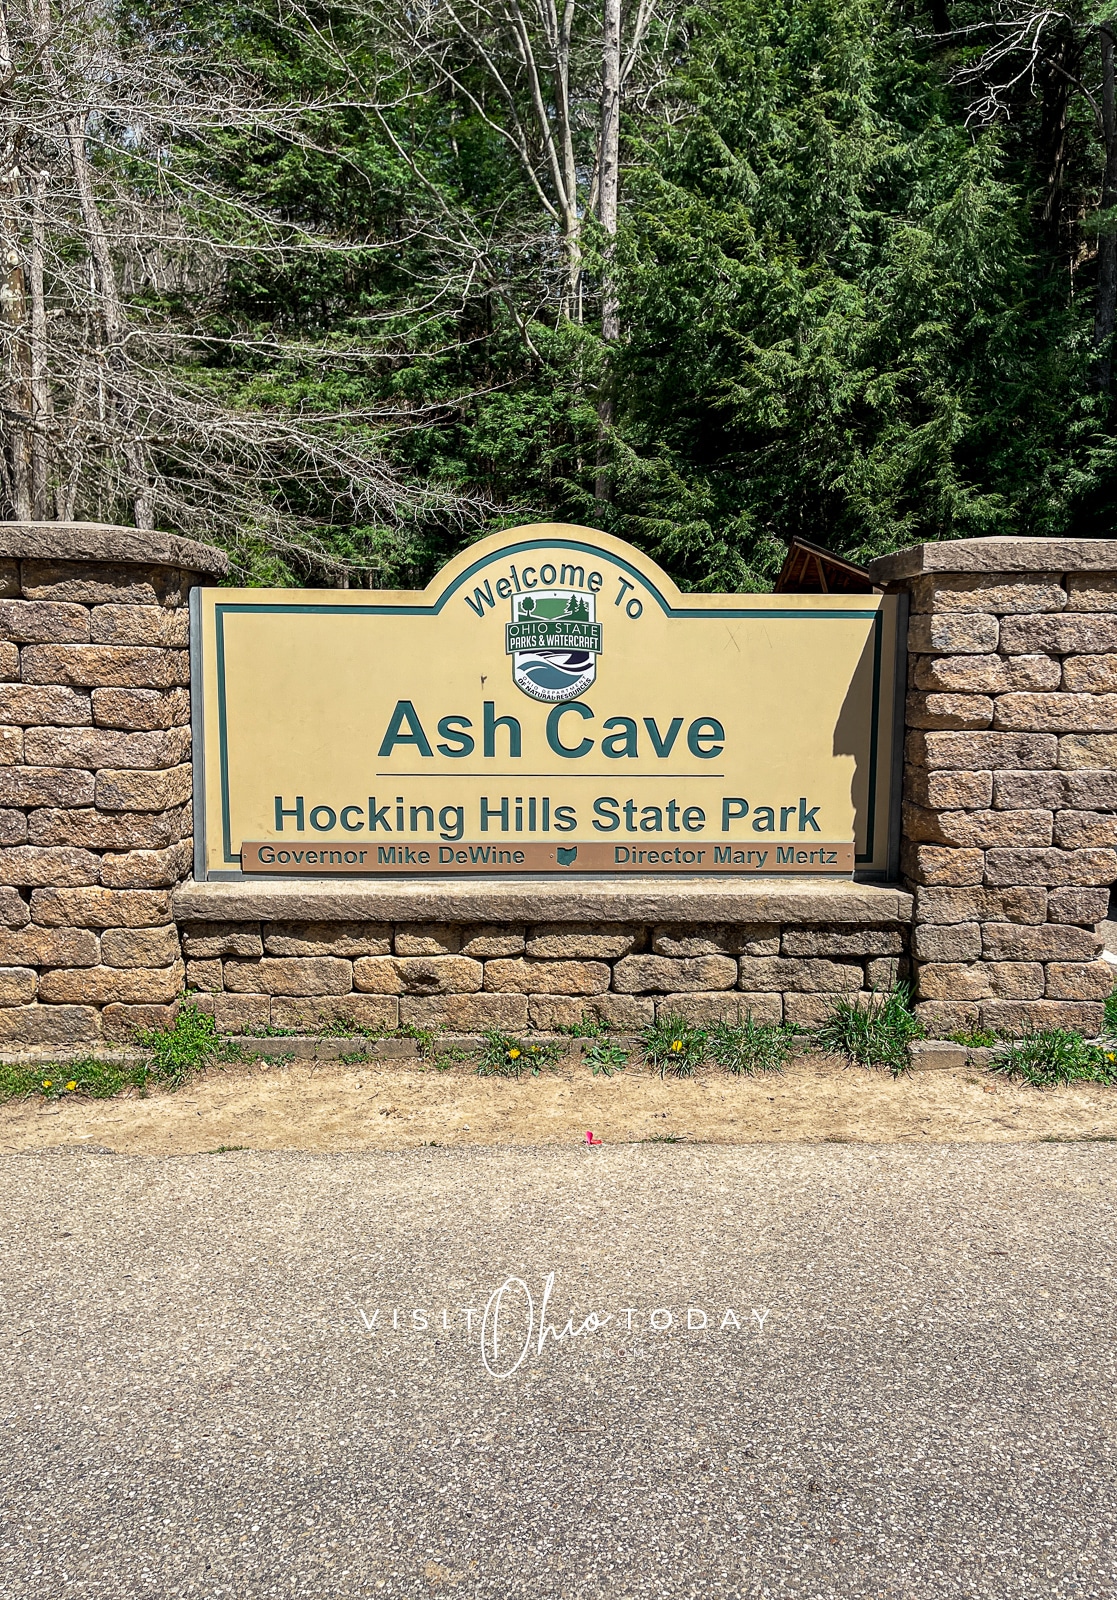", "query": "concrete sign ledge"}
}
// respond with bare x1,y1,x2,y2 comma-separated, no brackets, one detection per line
868,536,1117,581
174,876,914,925
0,520,228,577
